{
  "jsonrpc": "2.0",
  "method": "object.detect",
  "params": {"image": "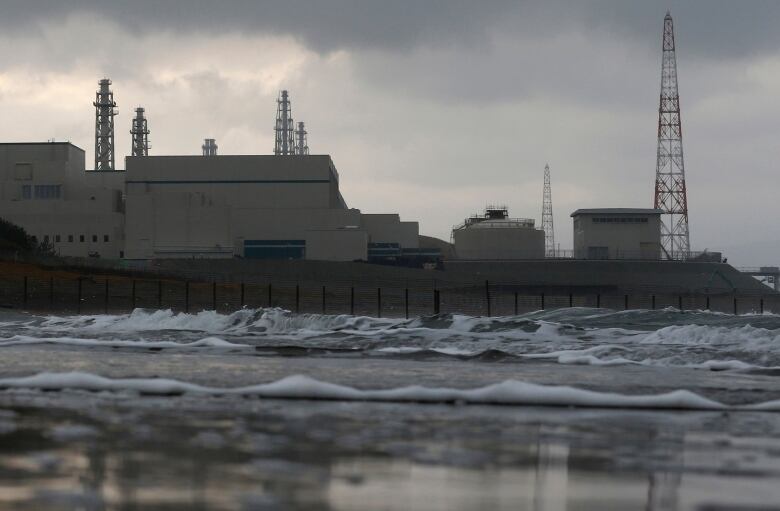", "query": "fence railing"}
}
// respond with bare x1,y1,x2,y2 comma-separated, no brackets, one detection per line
0,274,777,317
